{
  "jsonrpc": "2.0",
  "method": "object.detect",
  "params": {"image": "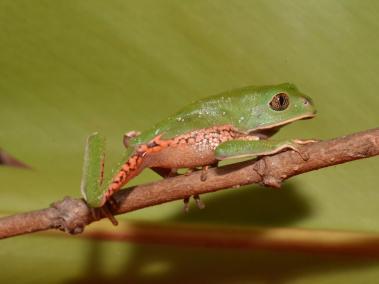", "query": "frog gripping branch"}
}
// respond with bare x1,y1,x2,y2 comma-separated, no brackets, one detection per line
81,83,317,214
3,96,379,239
